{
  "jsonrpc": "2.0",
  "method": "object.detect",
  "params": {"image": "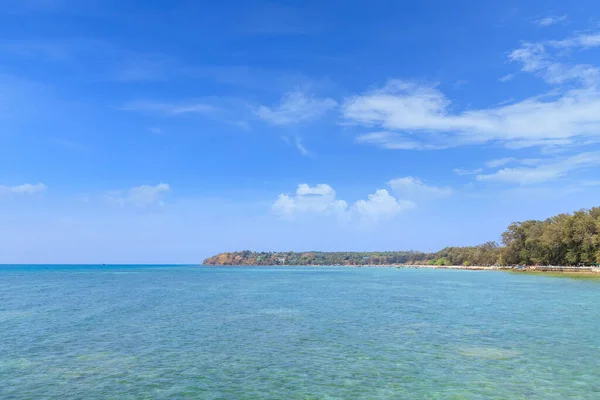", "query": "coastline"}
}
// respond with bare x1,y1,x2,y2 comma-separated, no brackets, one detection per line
506,270,600,279
202,263,600,278
405,265,600,278
397,264,600,273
